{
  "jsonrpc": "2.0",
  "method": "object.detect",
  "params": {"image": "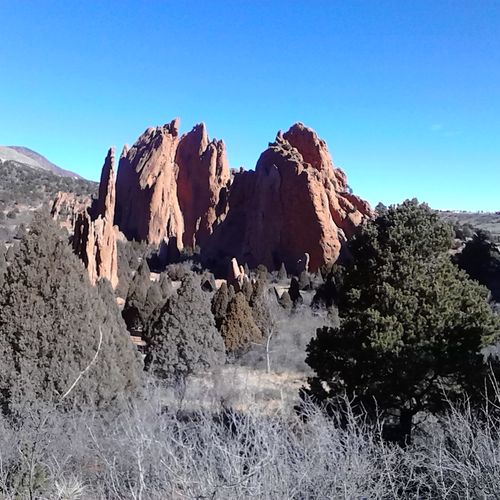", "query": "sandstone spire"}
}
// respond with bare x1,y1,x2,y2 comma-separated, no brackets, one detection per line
73,148,119,288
